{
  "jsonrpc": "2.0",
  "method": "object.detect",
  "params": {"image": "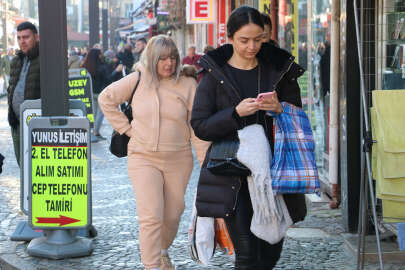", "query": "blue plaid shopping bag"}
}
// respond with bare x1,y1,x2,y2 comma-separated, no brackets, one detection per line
268,102,320,194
